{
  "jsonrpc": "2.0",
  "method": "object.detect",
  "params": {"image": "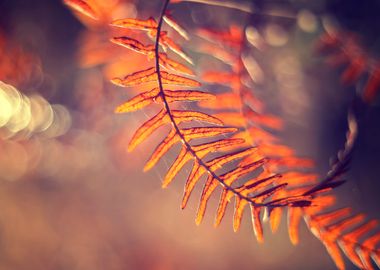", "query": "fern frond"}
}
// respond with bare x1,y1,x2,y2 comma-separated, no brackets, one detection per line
193,22,334,248
305,208,380,270
109,0,312,244
65,0,380,269
193,20,380,268
280,112,380,269
316,31,380,103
